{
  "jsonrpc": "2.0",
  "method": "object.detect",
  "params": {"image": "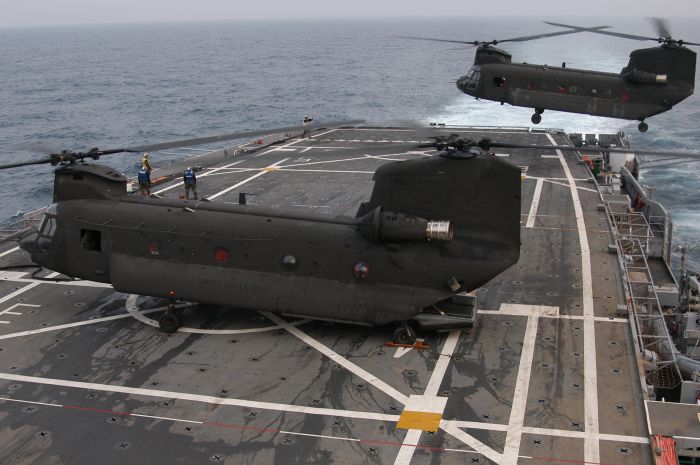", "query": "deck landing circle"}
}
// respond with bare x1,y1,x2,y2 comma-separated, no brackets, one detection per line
125,294,308,334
